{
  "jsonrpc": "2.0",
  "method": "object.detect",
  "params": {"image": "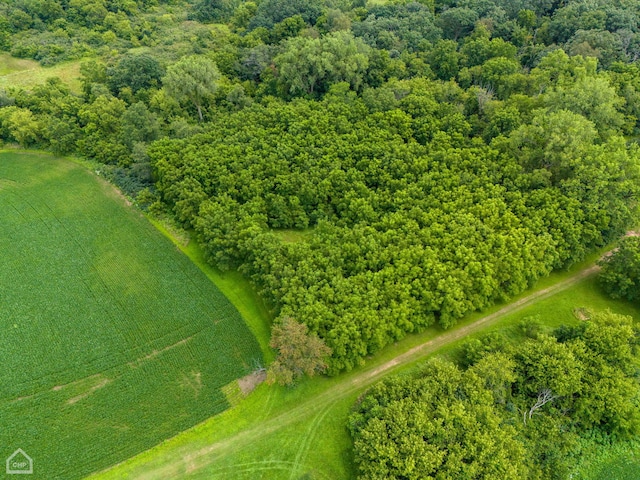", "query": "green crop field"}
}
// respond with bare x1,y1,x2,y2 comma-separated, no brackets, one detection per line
0,151,262,479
